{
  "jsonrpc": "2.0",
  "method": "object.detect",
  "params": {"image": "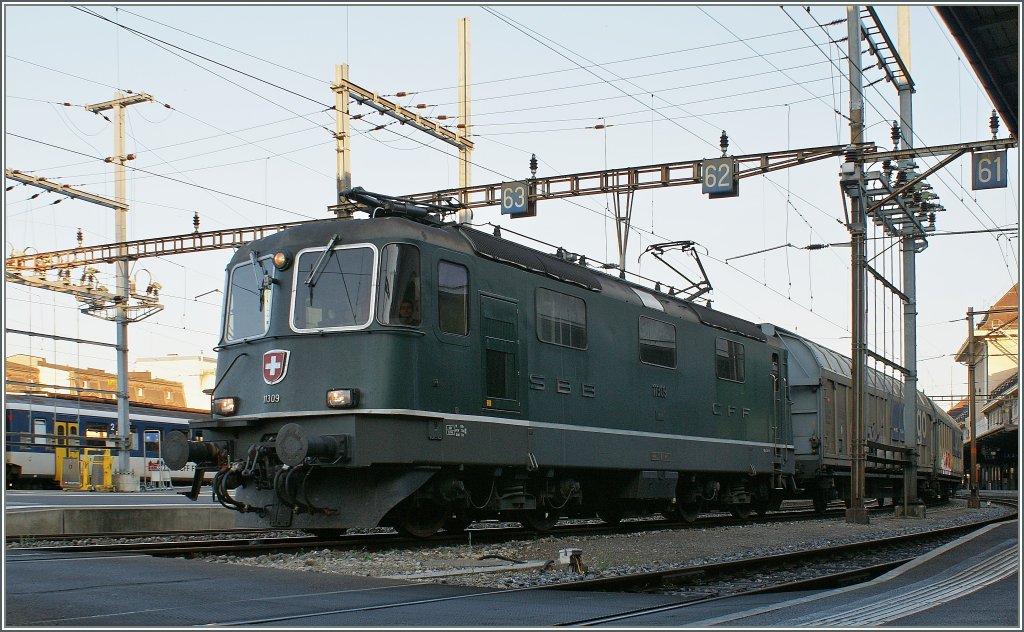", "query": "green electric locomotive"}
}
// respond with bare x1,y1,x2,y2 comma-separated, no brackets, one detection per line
167,189,959,536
